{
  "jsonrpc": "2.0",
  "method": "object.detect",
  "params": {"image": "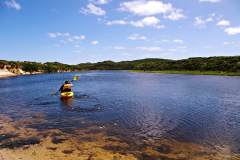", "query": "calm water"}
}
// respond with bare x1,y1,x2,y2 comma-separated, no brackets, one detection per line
0,71,240,153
